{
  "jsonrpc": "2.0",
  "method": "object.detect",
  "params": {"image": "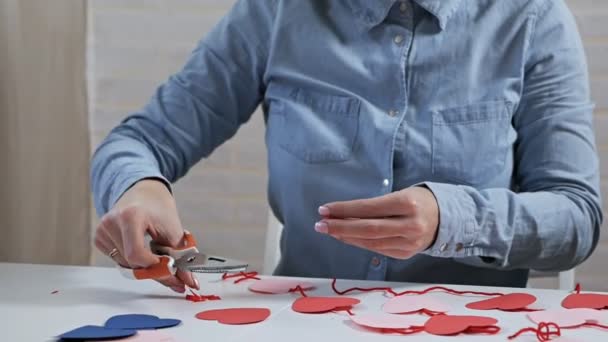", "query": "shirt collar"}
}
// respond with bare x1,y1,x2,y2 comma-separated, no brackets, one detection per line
348,0,462,30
